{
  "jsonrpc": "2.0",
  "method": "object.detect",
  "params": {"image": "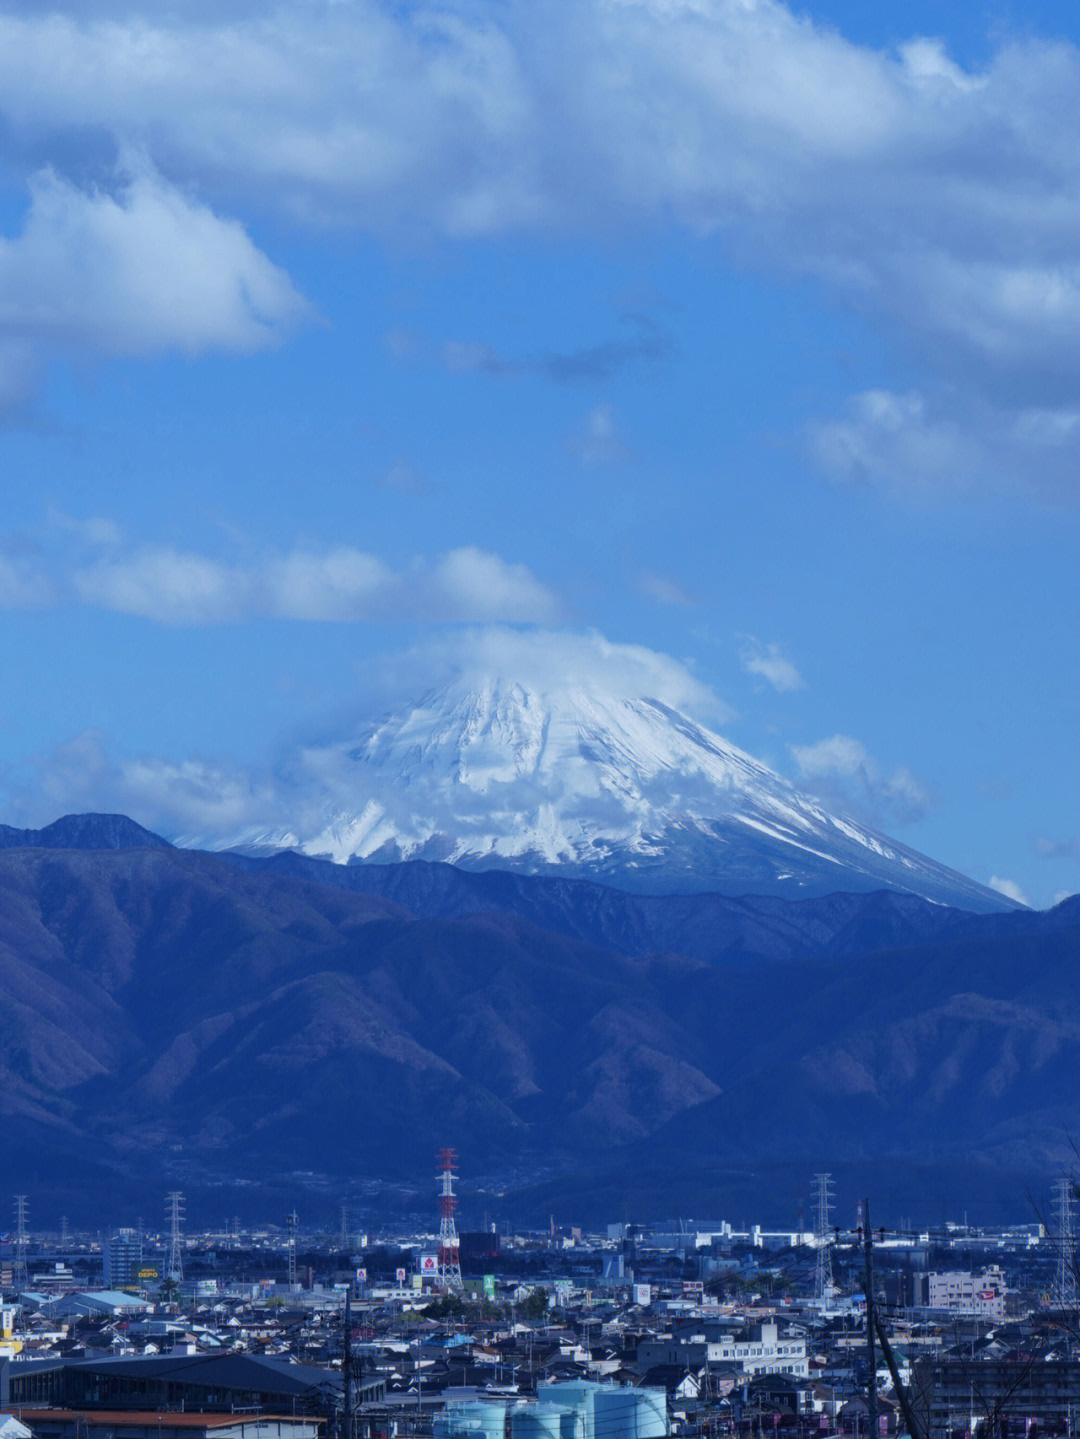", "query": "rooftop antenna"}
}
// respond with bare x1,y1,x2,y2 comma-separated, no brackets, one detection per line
13,1196,29,1289
812,1173,835,1303
165,1192,184,1284
1055,1176,1077,1310
437,1148,463,1293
